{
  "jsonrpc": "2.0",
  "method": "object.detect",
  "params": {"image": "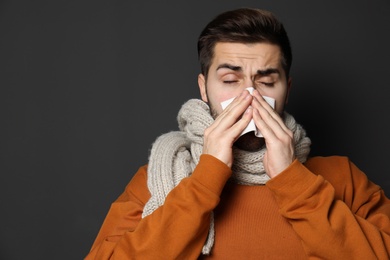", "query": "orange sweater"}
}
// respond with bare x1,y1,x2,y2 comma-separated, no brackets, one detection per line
85,155,390,259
